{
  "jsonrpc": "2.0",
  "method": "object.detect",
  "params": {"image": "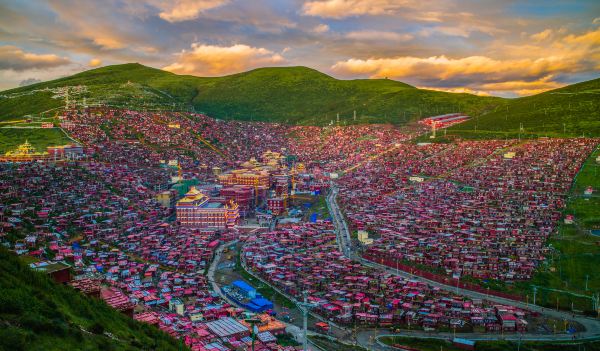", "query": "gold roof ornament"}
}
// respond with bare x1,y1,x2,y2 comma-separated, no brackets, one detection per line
4,140,48,157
